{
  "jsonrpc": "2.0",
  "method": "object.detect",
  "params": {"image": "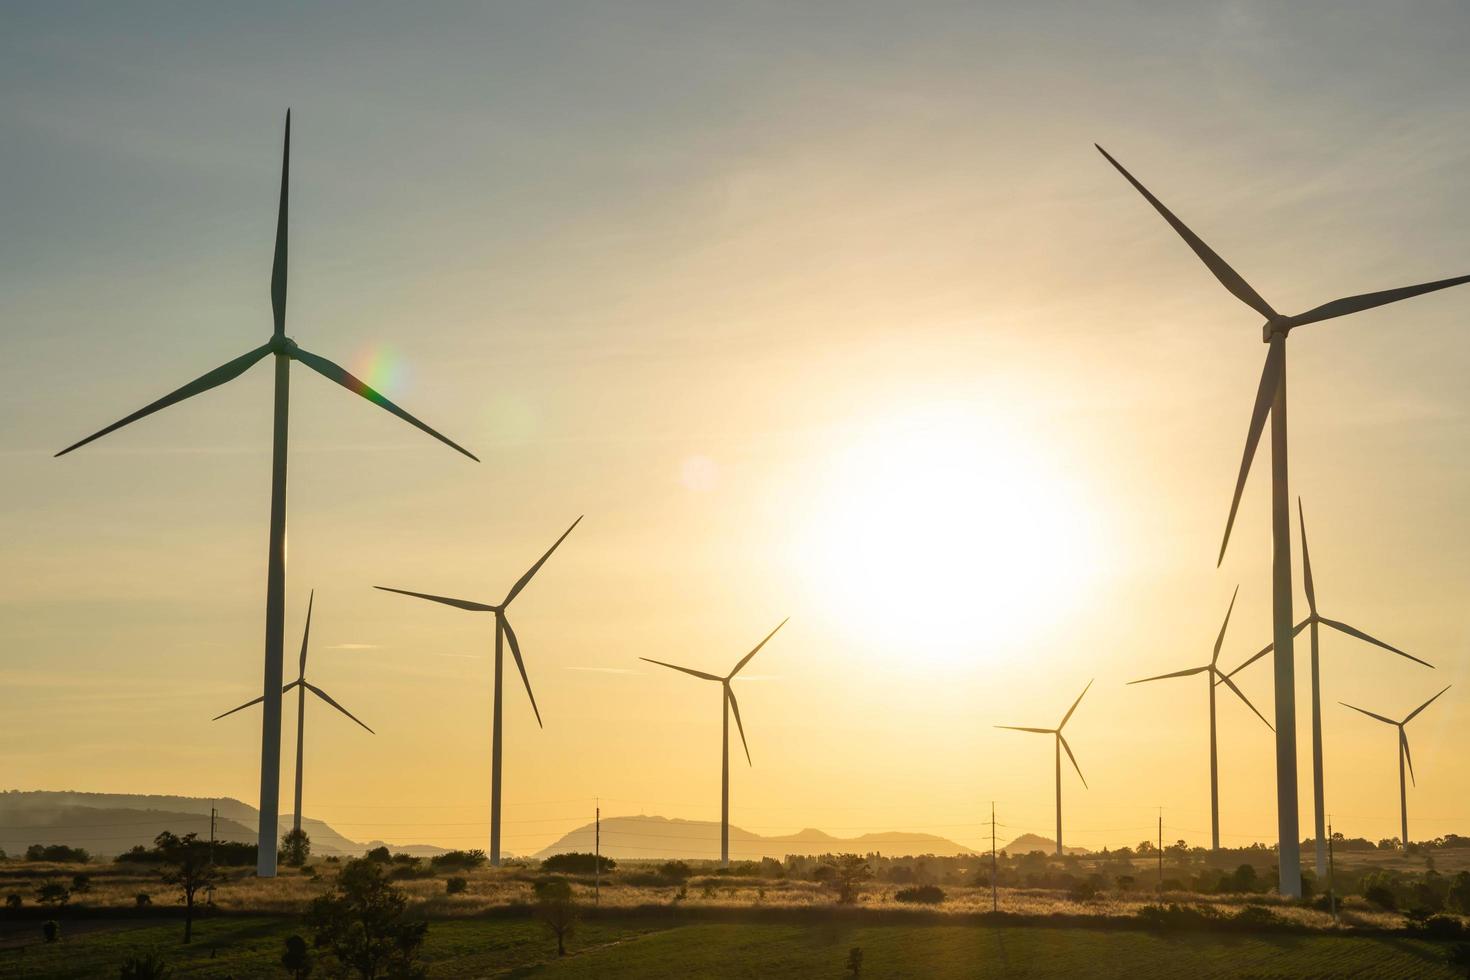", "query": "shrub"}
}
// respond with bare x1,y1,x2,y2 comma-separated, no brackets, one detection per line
1068,880,1099,902
42,920,60,943
658,860,692,882
1365,884,1398,910
35,881,70,907
1420,915,1466,940
364,846,392,863
134,892,152,908
25,843,91,863
1448,943,1470,977
1136,903,1224,931
429,850,488,872
846,946,864,976
541,852,616,875
281,934,313,979
71,873,92,895
119,952,173,979
894,885,946,905
5,893,21,910
1233,905,1280,928
445,876,468,895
